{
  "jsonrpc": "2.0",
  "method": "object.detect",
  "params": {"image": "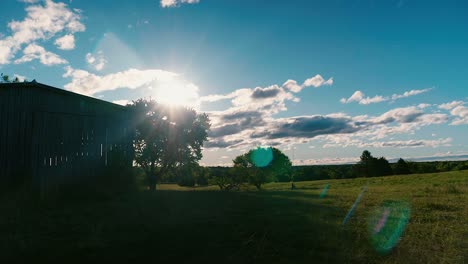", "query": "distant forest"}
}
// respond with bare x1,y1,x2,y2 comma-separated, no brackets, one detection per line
155,150,468,188
206,152,468,184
